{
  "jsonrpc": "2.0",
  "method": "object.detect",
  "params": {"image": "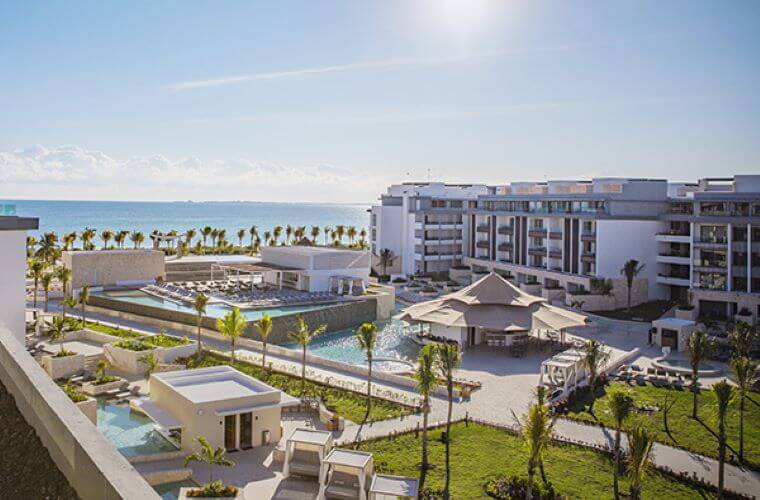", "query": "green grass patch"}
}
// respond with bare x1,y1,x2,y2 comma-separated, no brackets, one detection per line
590,300,674,322
142,333,191,348
64,317,143,339
193,353,415,424
562,381,760,470
113,340,152,351
358,422,715,499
